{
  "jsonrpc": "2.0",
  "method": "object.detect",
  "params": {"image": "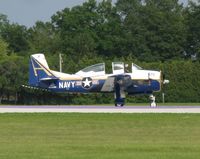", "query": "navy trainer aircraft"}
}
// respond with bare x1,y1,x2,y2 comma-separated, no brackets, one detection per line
26,54,169,107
